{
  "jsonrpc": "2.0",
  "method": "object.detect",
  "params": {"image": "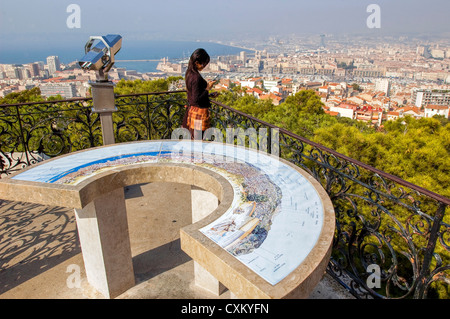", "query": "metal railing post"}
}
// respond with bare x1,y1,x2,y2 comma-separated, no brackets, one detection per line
414,202,447,298
15,105,30,165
